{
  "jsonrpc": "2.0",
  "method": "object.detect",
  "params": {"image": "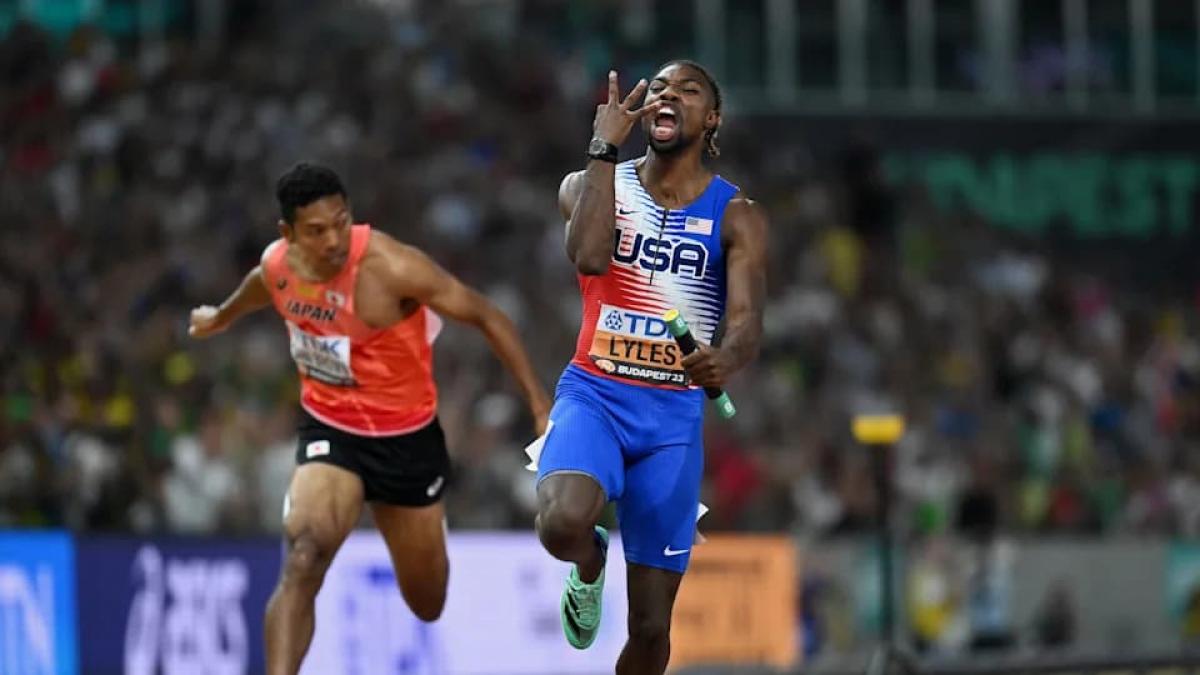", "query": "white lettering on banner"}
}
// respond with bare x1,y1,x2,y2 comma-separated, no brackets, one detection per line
329,563,443,675
0,565,55,675
125,546,250,675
